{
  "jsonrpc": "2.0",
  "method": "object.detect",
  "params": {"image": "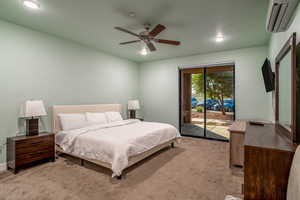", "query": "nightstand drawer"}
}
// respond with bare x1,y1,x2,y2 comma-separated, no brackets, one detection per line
17,150,54,166
16,135,54,149
16,143,54,156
